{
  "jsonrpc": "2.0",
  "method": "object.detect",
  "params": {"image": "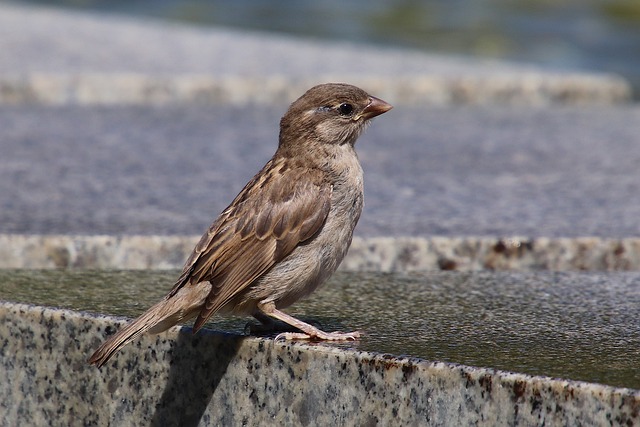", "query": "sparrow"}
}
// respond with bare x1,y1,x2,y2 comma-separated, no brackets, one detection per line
88,83,392,367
